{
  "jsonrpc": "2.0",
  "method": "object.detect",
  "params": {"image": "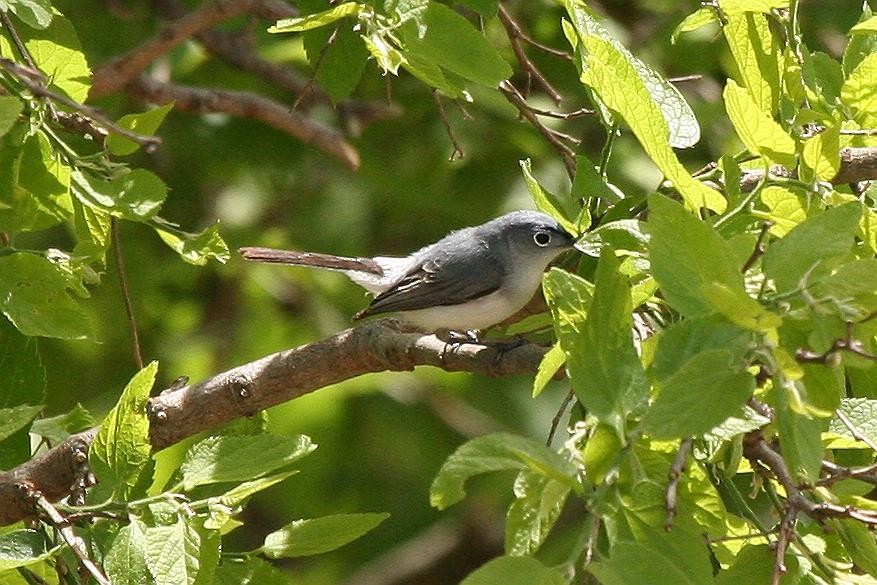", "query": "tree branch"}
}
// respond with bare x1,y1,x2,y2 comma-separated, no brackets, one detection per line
738,147,877,191
0,321,550,526
126,74,360,169
89,0,258,99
